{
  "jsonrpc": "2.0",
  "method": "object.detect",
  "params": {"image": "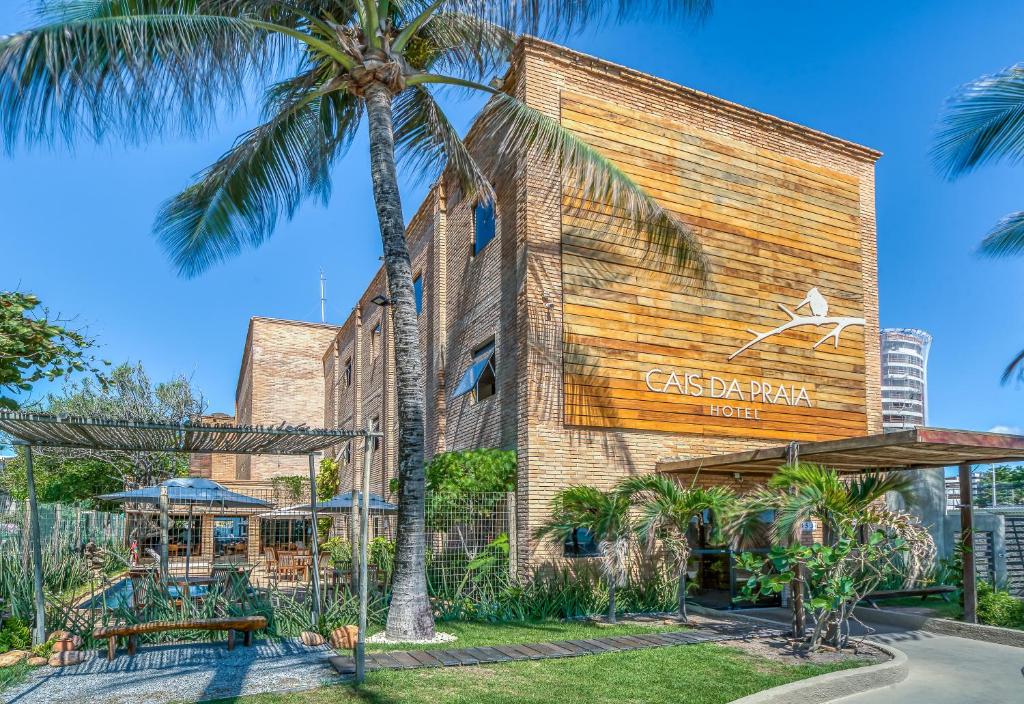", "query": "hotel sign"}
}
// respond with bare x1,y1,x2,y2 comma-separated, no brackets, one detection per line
560,92,872,441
